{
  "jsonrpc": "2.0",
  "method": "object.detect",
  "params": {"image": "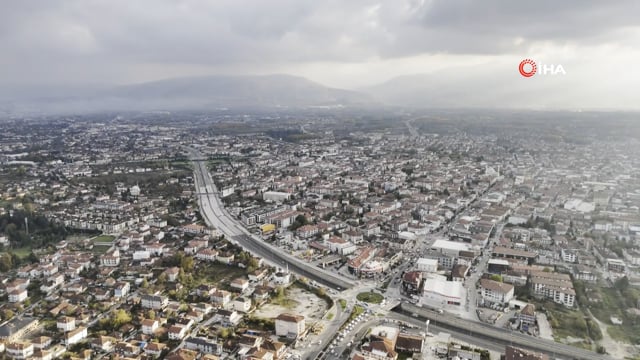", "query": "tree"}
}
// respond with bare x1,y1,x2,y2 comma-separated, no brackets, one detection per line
0,253,13,272
2,309,14,321
147,310,156,320
180,255,194,272
112,309,132,328
490,274,503,282
218,327,231,339
614,276,630,292
157,272,167,285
